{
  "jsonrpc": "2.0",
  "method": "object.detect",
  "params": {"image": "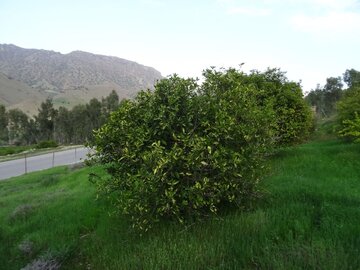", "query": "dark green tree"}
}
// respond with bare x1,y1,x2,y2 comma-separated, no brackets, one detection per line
323,76,343,115
343,69,360,88
70,104,88,144
305,85,325,116
306,77,344,118
23,119,38,145
7,109,29,145
36,98,57,141
0,104,8,144
86,98,104,138
101,90,119,118
54,107,73,144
